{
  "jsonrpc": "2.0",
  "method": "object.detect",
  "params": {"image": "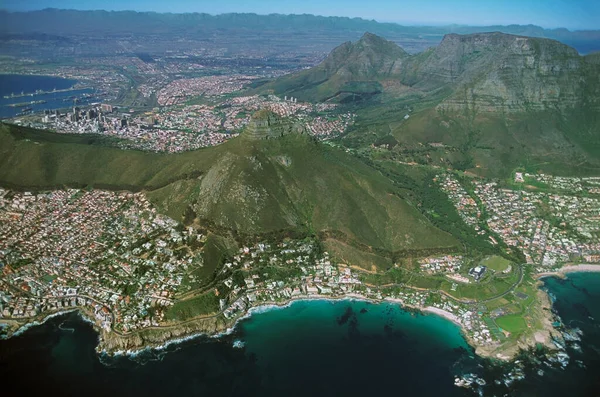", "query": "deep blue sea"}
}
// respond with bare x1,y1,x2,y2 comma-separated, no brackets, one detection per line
0,74,95,118
1,273,599,397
